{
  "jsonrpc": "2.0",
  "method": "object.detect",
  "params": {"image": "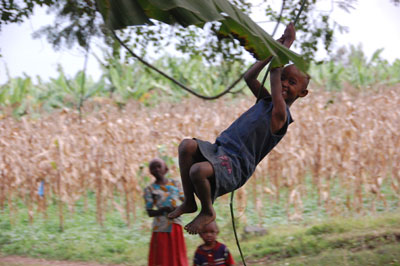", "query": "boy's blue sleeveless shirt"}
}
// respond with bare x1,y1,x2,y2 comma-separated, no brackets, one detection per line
196,96,293,200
